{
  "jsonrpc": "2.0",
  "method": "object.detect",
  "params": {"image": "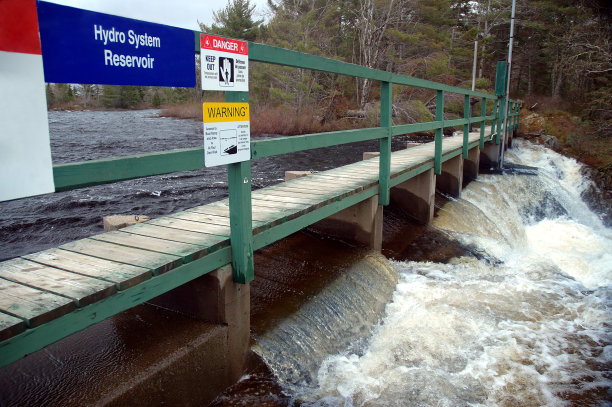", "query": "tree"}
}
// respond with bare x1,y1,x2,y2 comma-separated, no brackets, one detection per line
102,85,119,108
200,0,263,41
355,0,396,107
79,84,98,107
45,84,55,107
53,83,74,104
152,91,162,107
